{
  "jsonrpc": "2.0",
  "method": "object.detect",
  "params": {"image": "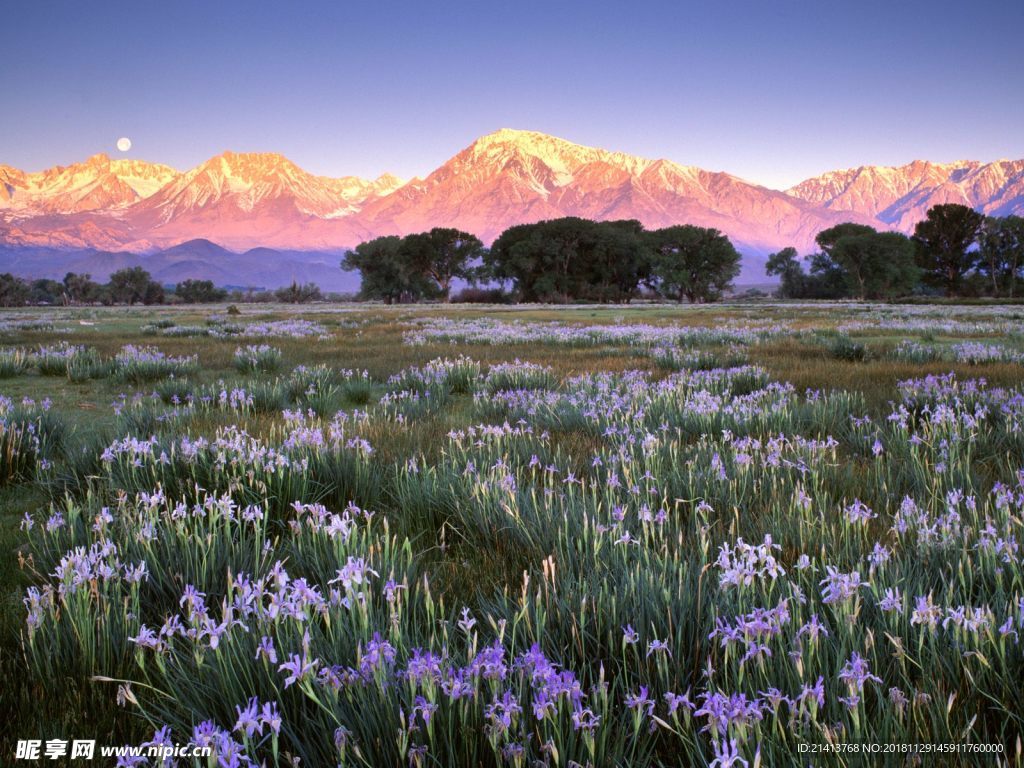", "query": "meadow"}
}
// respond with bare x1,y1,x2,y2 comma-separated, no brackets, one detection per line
1,300,1023,767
